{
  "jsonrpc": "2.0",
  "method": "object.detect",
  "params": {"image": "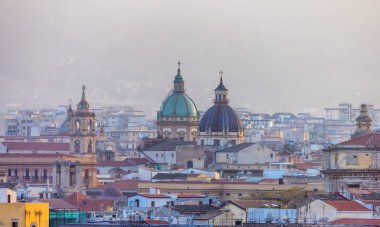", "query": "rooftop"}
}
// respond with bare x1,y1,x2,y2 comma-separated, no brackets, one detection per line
324,200,370,211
